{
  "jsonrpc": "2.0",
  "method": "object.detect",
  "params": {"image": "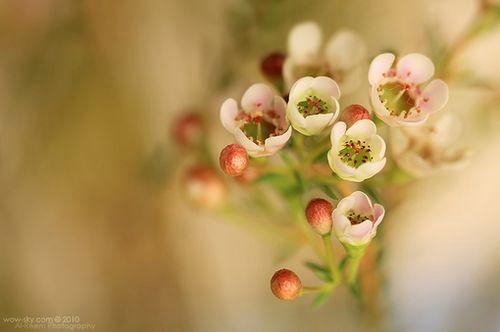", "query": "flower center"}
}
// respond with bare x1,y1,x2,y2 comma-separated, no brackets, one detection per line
239,111,281,145
377,81,417,118
338,139,373,168
297,95,329,116
347,210,372,225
